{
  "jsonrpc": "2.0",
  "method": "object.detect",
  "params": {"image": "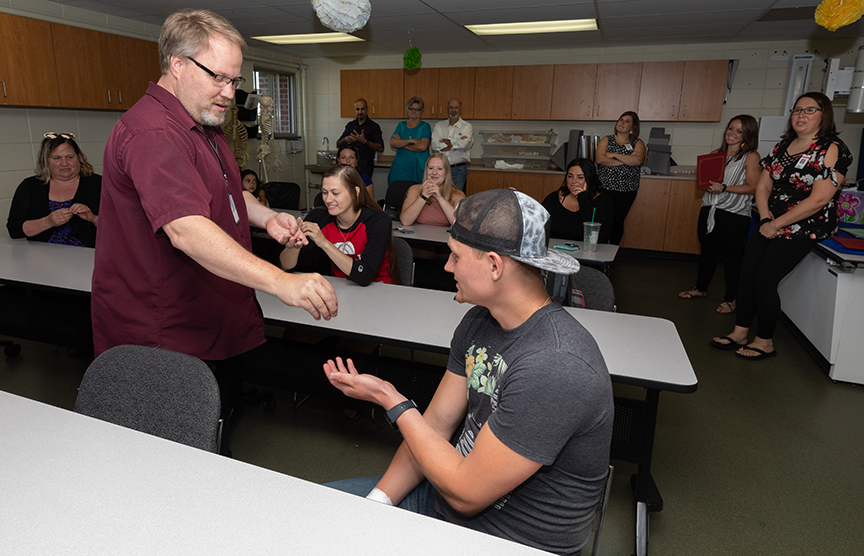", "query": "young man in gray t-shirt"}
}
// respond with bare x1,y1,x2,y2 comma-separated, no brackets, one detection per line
324,189,614,555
